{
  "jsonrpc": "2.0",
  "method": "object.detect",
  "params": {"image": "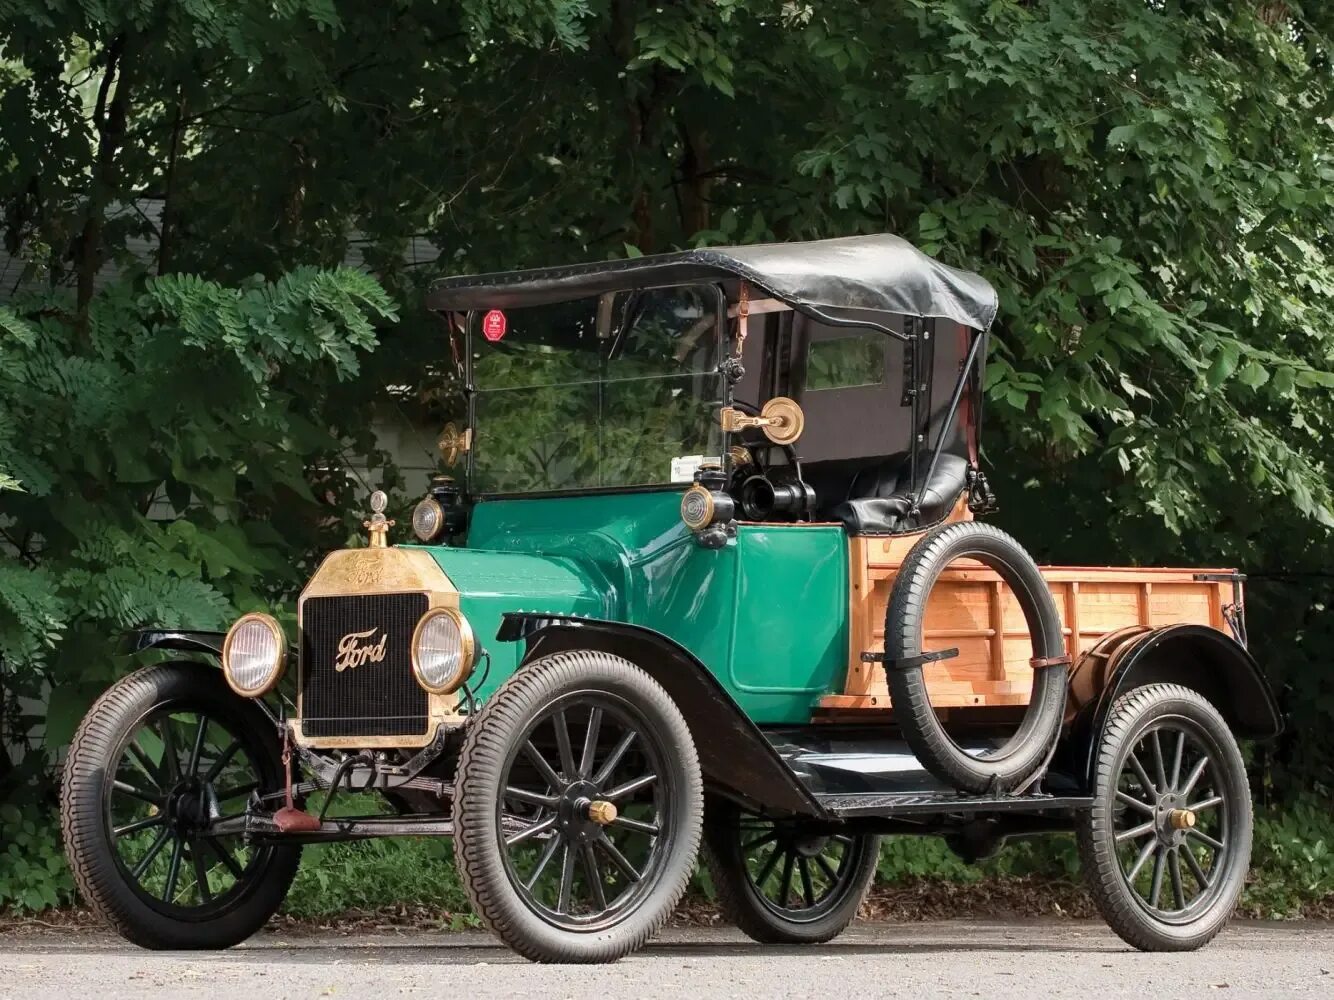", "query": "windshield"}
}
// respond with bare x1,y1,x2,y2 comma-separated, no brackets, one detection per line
468,284,725,494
